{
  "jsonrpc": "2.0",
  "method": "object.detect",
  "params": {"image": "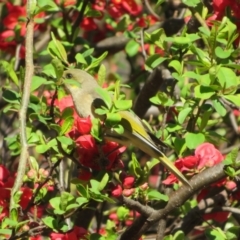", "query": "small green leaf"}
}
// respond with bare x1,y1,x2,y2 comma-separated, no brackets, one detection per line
215,46,233,59
212,99,227,116
169,60,182,75
194,85,215,99
98,173,110,191
31,76,53,92
60,116,74,135
178,107,192,124
94,87,112,109
106,113,121,124
112,124,124,135
117,206,129,221
145,55,166,69
224,94,240,107
57,136,74,146
98,64,106,87
125,39,140,57
114,100,132,110
147,189,169,201
2,89,20,104
0,61,19,86
75,53,87,65
185,132,205,149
